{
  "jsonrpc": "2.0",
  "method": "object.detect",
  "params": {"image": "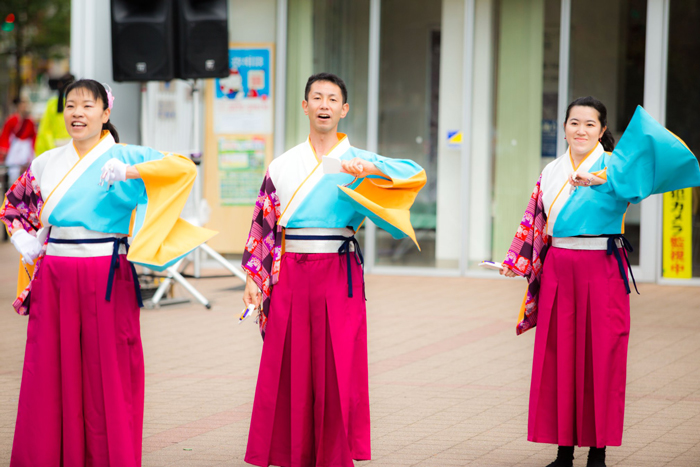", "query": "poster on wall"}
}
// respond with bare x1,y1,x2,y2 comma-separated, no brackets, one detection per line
214,46,273,134
662,188,693,278
218,136,266,206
